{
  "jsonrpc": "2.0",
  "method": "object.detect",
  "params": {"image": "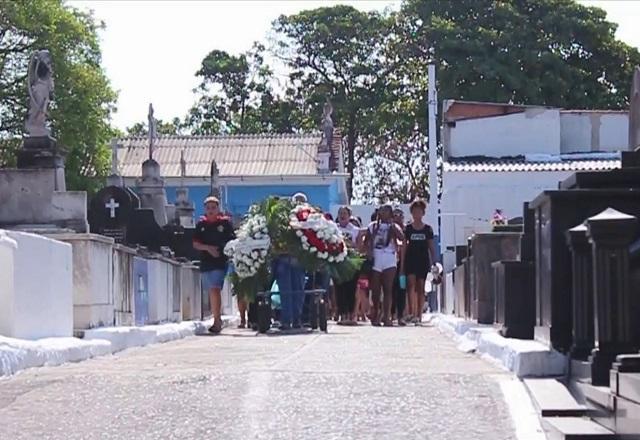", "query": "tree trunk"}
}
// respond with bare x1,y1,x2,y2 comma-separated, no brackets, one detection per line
347,111,356,200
